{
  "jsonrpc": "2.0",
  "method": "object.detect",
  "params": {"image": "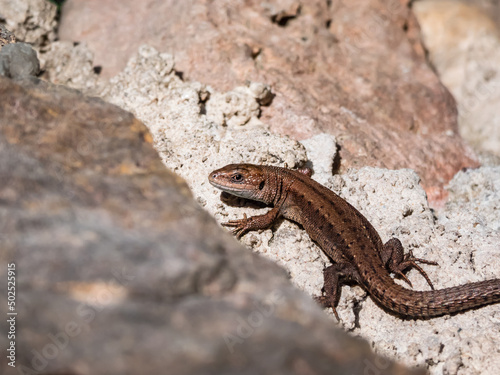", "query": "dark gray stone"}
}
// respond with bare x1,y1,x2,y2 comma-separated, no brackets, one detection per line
0,42,40,78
